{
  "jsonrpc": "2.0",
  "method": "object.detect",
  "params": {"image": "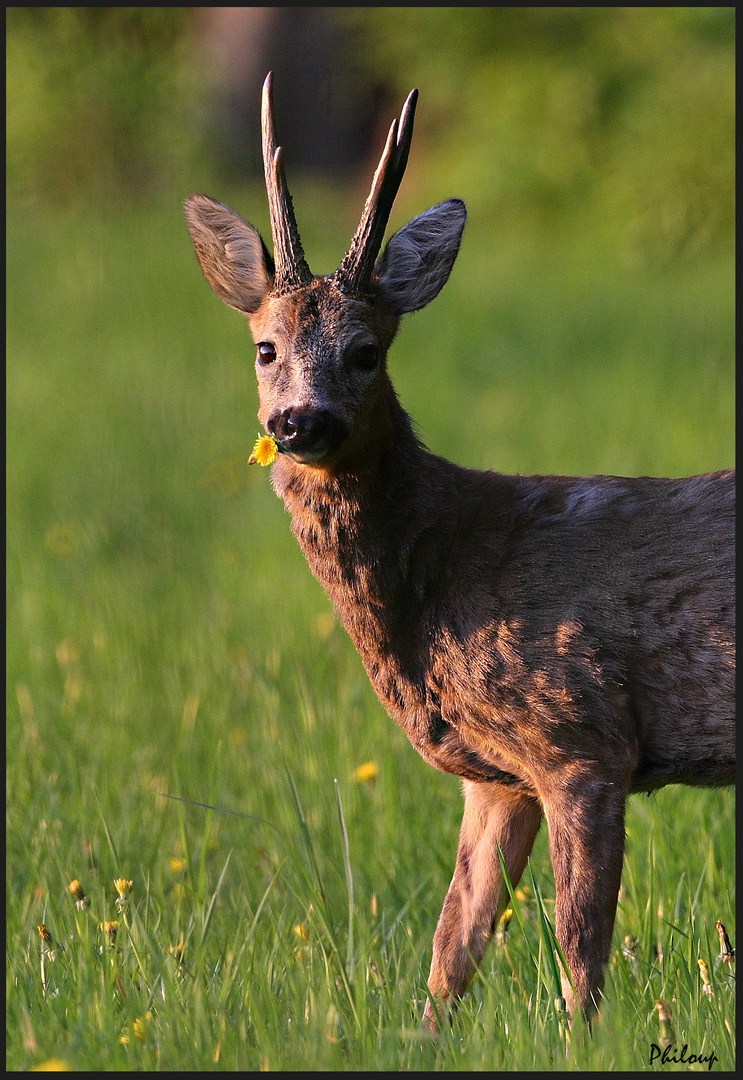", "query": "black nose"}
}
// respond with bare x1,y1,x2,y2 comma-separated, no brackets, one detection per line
267,407,348,461
275,409,323,442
